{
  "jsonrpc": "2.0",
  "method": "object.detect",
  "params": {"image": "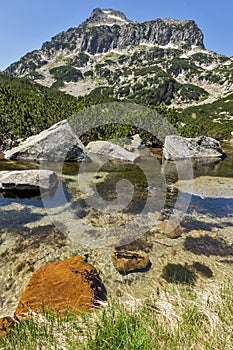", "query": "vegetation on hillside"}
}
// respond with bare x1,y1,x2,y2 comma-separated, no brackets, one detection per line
0,73,178,149
0,71,232,151
0,73,92,148
178,93,233,139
